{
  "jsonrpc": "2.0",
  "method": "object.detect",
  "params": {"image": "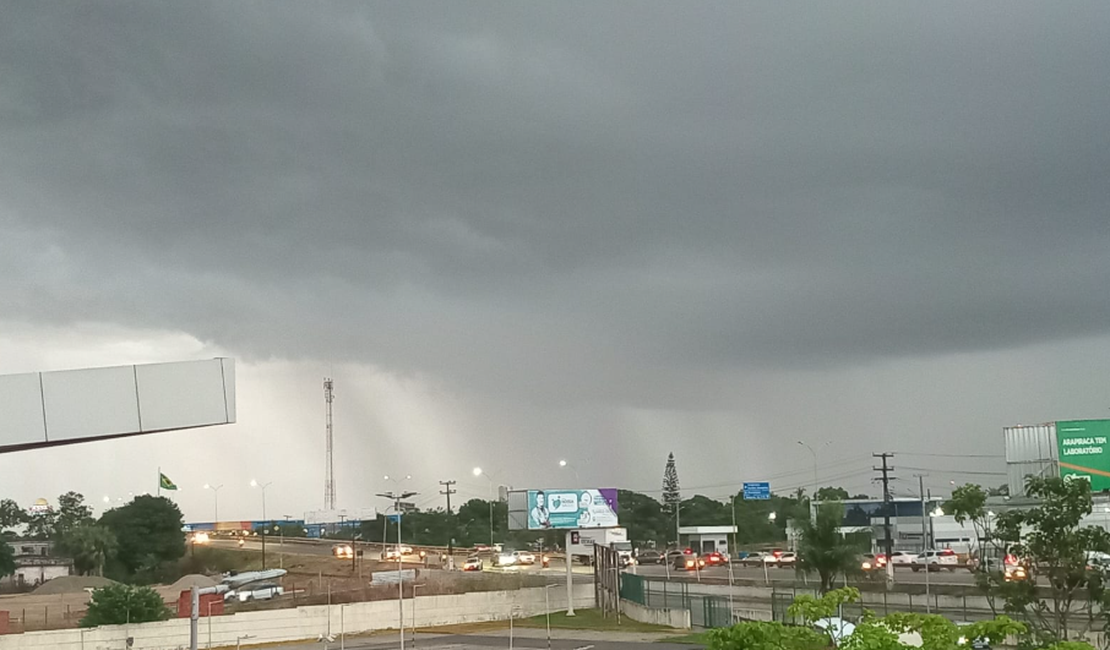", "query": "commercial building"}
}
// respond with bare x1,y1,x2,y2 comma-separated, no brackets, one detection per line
678,525,737,556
